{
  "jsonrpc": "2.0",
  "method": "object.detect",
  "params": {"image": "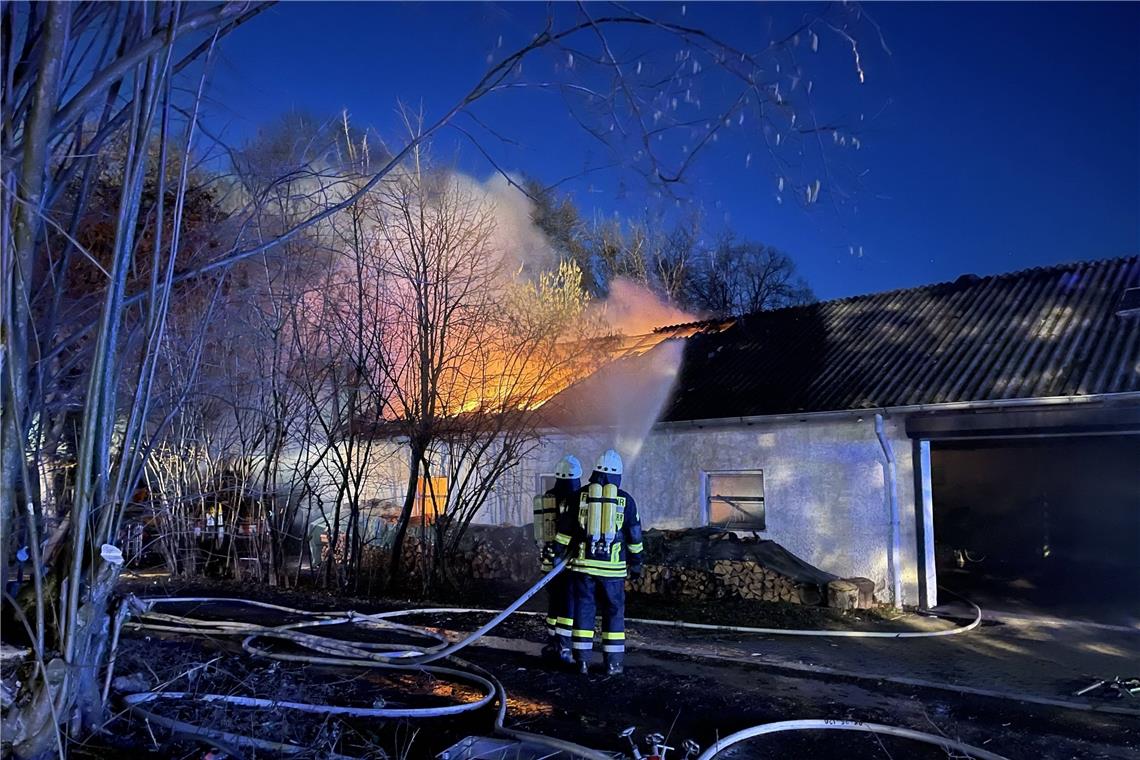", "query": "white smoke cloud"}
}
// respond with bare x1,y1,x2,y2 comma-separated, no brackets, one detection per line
599,277,698,335
479,174,562,276
457,173,702,336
